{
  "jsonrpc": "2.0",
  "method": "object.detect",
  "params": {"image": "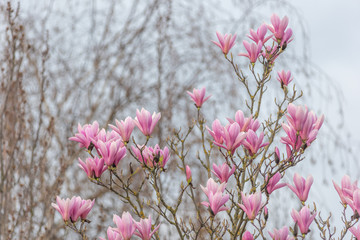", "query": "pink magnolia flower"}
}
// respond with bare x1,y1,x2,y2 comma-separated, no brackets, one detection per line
345,189,360,214
207,119,224,145
99,227,123,240
201,191,229,216
227,110,260,133
247,23,272,44
97,139,127,167
266,172,286,194
239,40,263,63
212,31,237,55
291,206,316,235
242,130,269,156
134,216,160,240
113,212,136,240
287,173,313,202
109,117,135,143
239,192,262,220
134,108,161,137
132,144,170,169
200,178,226,197
242,231,254,240
280,124,302,151
350,223,360,239
267,14,289,41
78,157,107,179
213,122,247,155
333,175,358,205
187,87,212,108
286,103,310,132
277,70,293,87
268,226,293,240
186,165,192,183
69,121,100,149
52,196,95,223
212,162,236,183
